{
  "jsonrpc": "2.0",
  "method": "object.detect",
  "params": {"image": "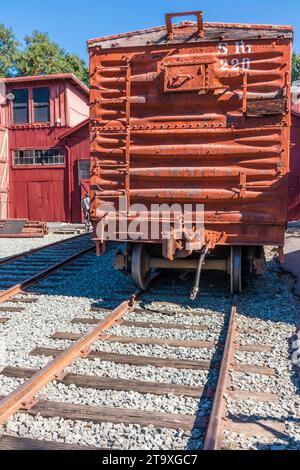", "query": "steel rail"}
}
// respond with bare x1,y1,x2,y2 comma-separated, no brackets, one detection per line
0,244,94,304
0,233,88,267
203,302,238,450
0,291,141,426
